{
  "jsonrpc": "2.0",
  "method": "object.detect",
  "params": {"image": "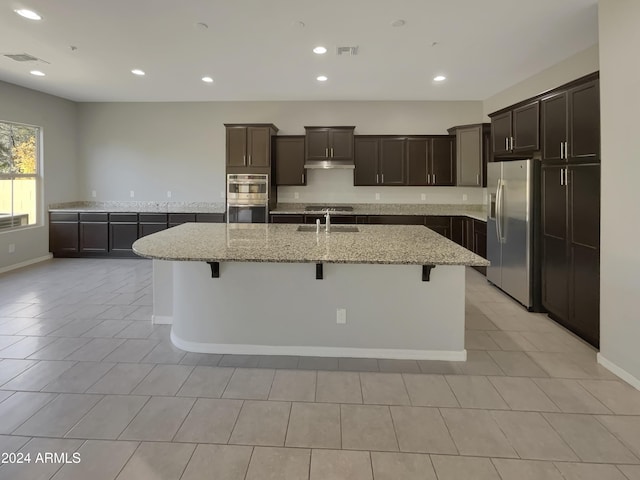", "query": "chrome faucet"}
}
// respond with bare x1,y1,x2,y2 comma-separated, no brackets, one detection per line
325,211,331,233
